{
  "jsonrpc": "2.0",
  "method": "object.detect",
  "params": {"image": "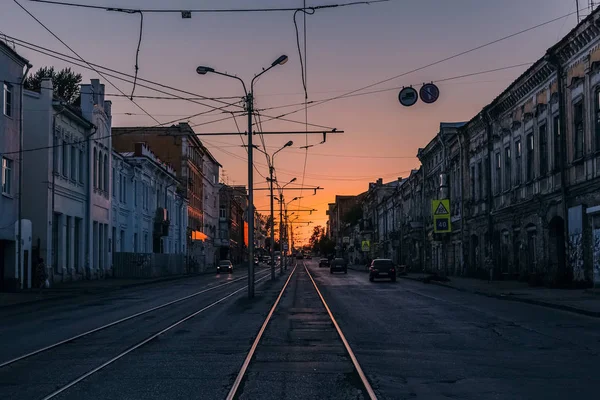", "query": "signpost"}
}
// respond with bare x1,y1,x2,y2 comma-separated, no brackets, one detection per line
398,87,418,107
432,199,451,233
361,240,370,252
343,236,350,244
419,83,440,104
